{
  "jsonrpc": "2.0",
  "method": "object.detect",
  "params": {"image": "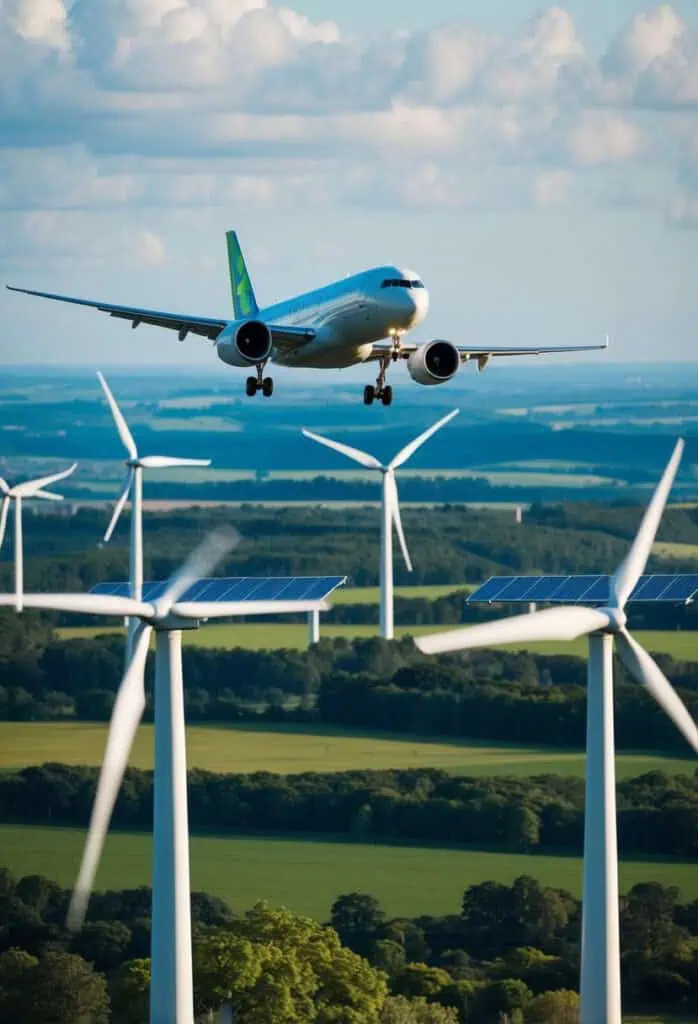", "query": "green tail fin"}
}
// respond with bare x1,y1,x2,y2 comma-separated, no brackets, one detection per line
226,231,259,319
